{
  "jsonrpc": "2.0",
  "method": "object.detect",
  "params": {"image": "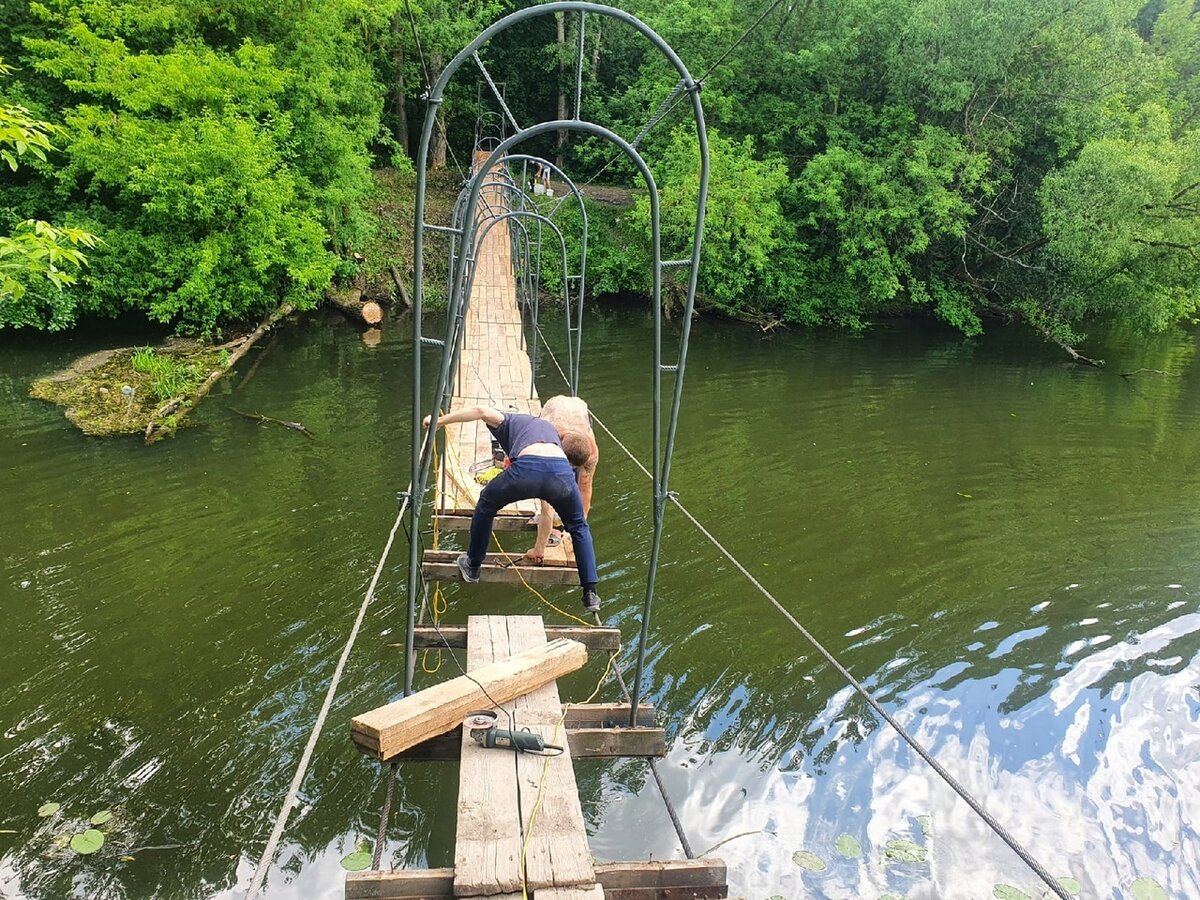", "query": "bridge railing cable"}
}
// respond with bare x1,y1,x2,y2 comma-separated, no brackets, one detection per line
531,321,1073,900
